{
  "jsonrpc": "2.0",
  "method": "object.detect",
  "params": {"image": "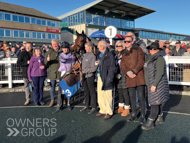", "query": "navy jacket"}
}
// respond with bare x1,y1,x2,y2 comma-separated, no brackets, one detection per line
17,50,33,78
0,49,5,60
97,48,117,90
